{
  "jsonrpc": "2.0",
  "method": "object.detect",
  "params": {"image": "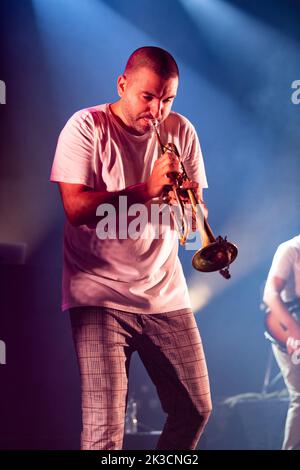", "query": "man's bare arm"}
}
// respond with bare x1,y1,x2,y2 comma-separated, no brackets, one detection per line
264,276,300,342
57,150,185,226
58,182,152,227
